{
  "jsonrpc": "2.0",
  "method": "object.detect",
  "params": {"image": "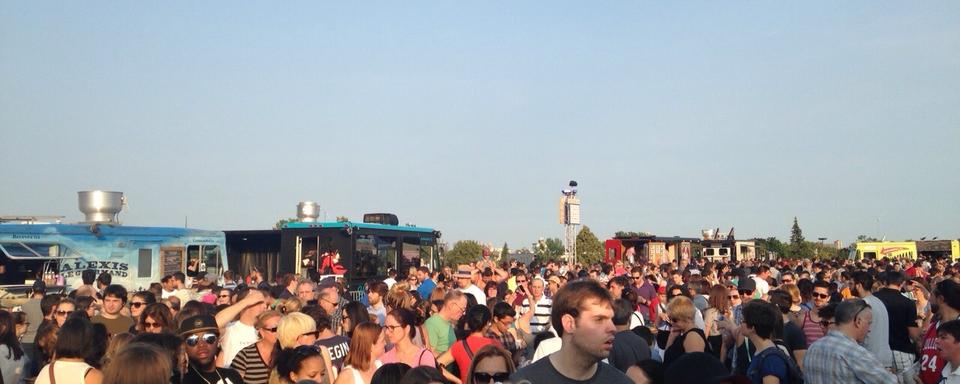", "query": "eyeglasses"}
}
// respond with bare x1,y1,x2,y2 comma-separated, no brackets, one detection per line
728,295,740,300
384,325,403,331
184,333,218,347
143,321,162,330
473,372,511,383
56,310,73,317
130,302,146,308
813,293,831,299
